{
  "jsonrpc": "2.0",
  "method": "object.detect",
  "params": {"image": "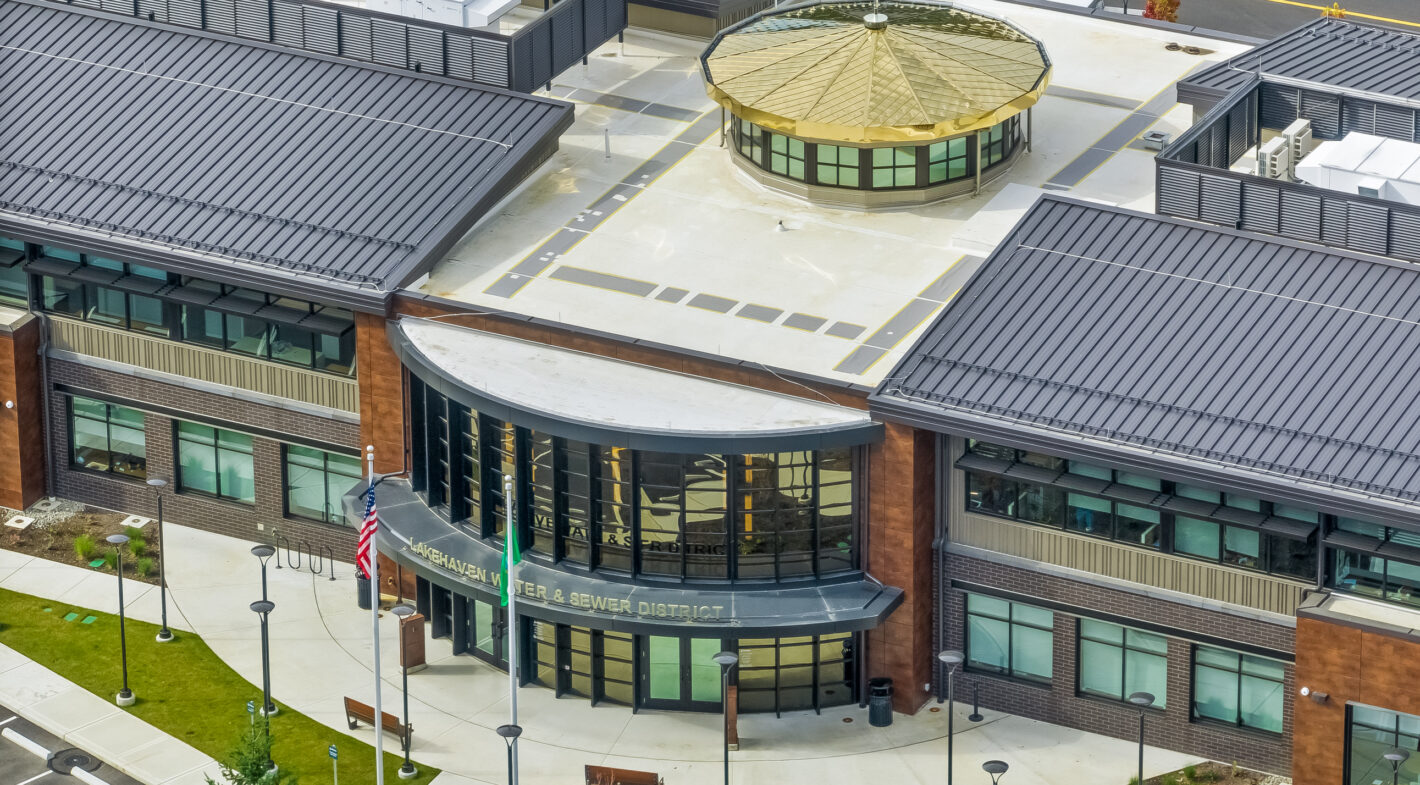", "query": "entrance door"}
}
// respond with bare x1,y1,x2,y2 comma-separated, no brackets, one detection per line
641,636,725,711
469,597,507,668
